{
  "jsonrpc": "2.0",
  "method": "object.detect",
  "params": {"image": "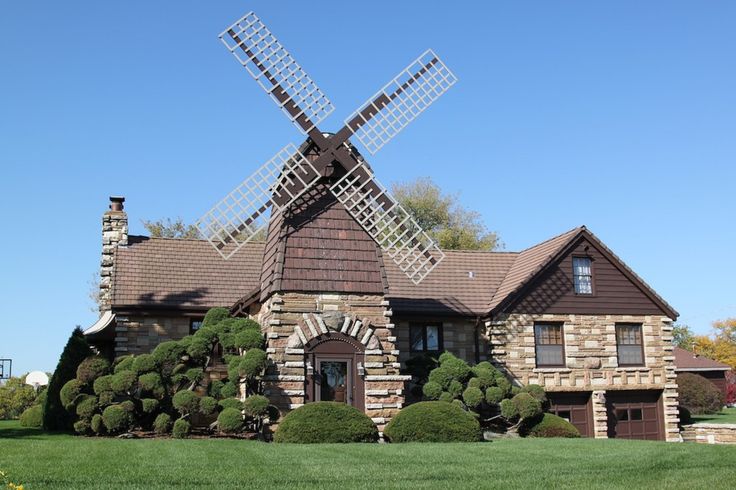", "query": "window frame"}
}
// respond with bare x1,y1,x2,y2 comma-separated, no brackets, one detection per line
409,323,444,354
189,318,204,334
615,323,645,367
533,322,566,368
572,256,594,296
